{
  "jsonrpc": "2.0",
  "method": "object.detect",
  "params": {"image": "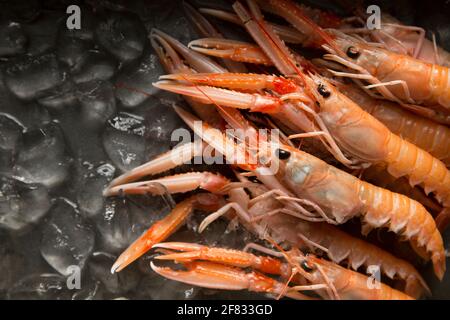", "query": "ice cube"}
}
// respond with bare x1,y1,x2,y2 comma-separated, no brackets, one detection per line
13,122,71,189
103,103,187,173
71,280,104,300
0,113,25,176
0,21,27,57
102,112,147,172
0,113,24,151
95,195,169,253
135,274,199,300
22,11,64,56
71,50,117,84
0,73,51,128
114,50,164,108
56,35,92,71
10,226,56,276
137,101,187,160
76,162,114,219
40,198,95,276
76,80,117,127
94,11,146,63
7,273,72,300
88,251,140,294
159,15,194,45
0,176,51,232
4,53,65,100
37,80,78,111
0,234,25,295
